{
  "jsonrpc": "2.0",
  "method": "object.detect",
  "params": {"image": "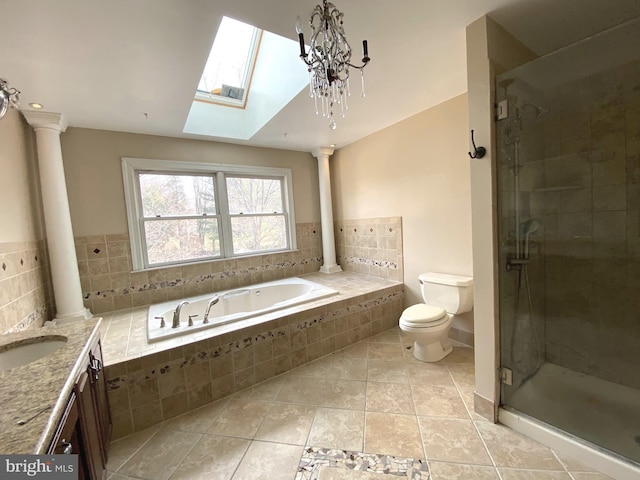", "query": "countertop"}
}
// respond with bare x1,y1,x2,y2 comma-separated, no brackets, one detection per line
0,318,102,454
